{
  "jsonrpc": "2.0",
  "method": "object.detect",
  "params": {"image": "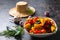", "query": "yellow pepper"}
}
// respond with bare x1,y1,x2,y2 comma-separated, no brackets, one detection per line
31,27,35,31
40,18,45,26
34,24,40,28
51,26,56,32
